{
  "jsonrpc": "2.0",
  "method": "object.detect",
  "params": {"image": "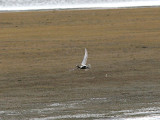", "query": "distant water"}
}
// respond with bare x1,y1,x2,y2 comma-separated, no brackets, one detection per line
0,0,160,11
